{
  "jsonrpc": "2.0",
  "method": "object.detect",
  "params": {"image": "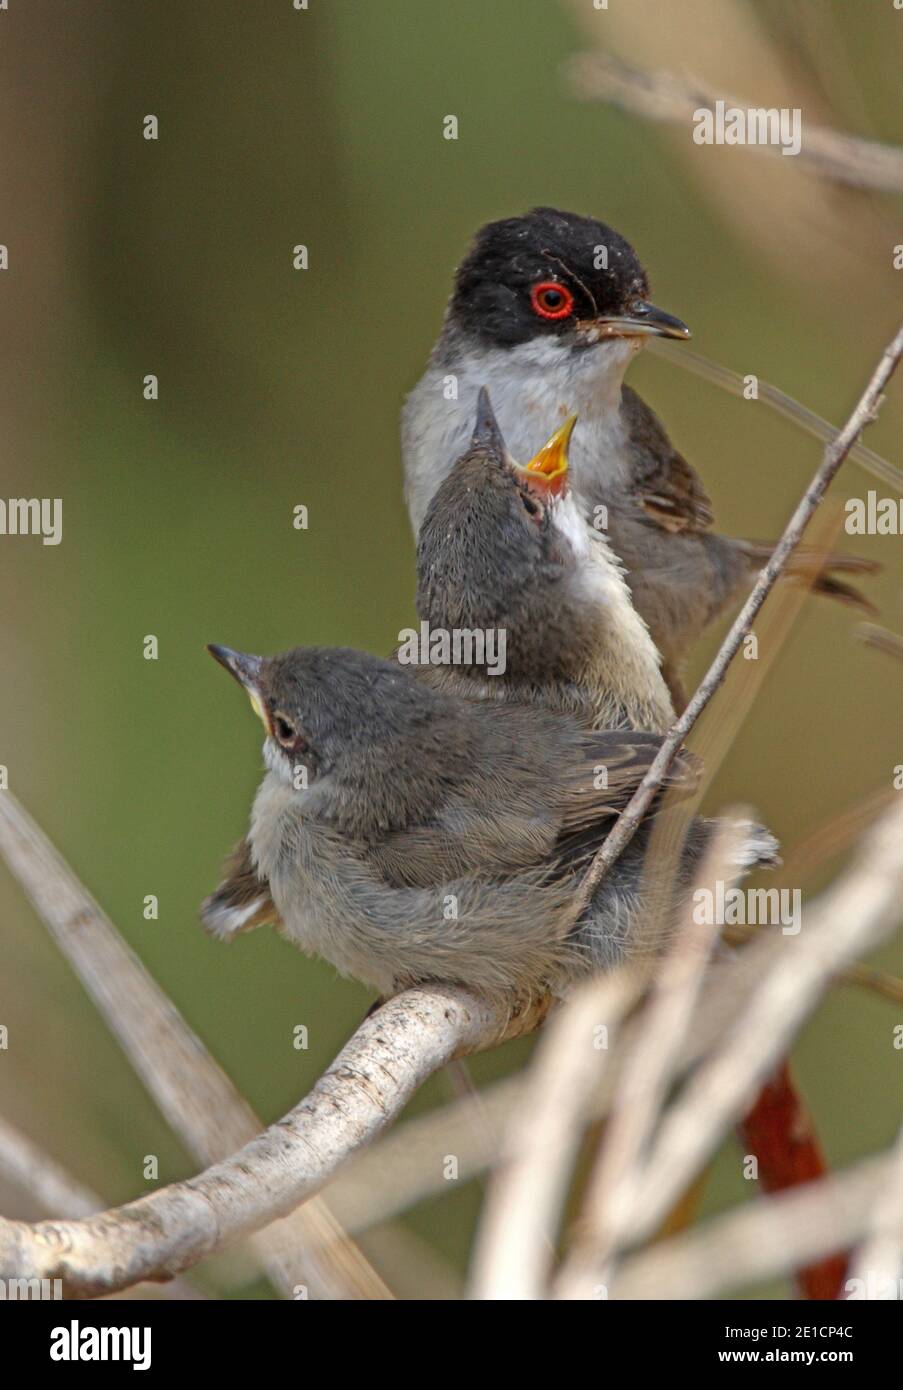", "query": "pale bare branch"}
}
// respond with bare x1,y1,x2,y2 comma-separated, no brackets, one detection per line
320,944,773,1239
0,1117,202,1300
567,51,903,194
610,1153,891,1301
558,819,745,1296
468,968,647,1299
847,1116,903,1297
564,795,903,1297
0,987,548,1297
0,1117,102,1220
0,791,388,1300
